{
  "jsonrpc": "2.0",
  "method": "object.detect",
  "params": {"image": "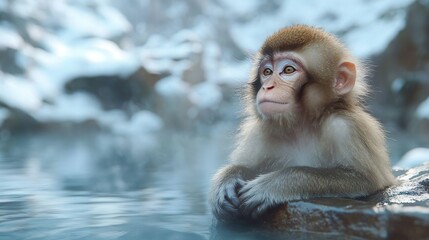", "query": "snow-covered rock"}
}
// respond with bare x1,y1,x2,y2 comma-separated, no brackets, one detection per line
0,23,24,50
155,75,190,98
226,0,413,58
0,74,42,112
417,97,429,119
189,82,223,109
395,148,429,169
111,110,163,136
